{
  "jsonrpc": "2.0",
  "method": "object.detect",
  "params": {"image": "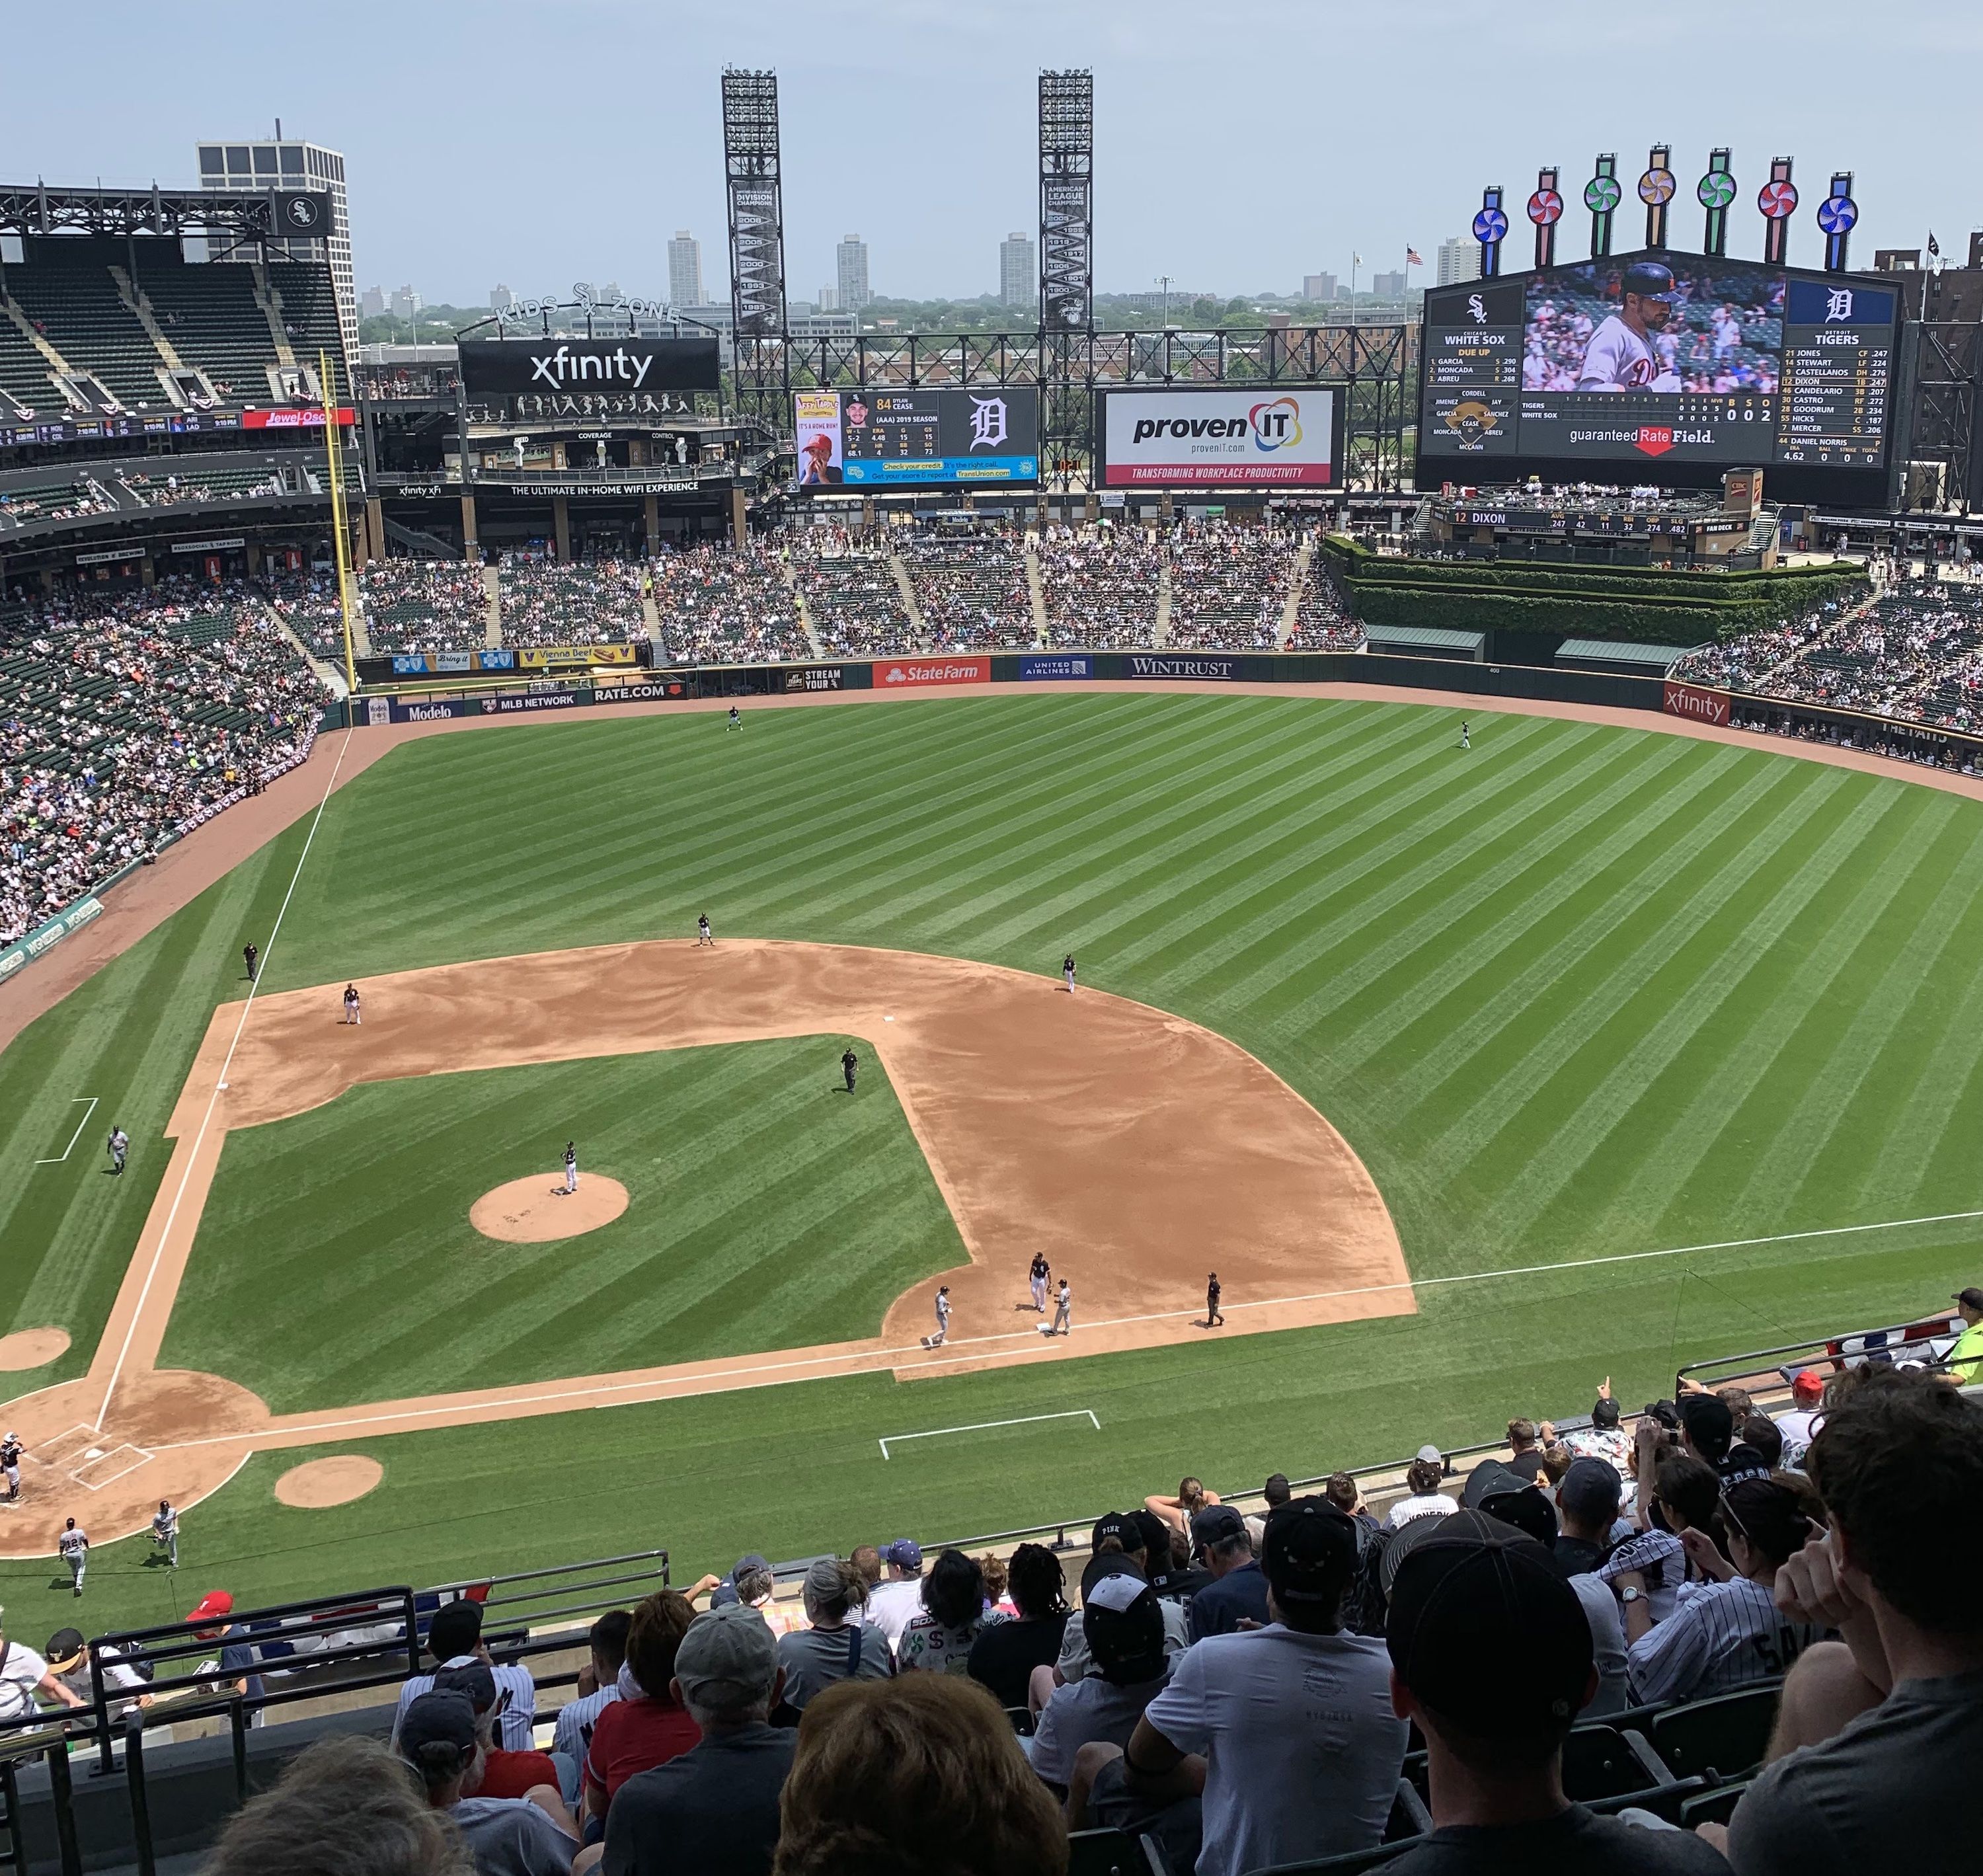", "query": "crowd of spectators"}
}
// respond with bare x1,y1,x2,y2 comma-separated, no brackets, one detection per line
188,1357,1983,1876
896,531,1038,650
1285,555,1366,651
116,467,283,510
0,476,119,531
648,545,810,666
1165,522,1300,651
1,581,328,943
1036,524,1162,648
790,531,917,658
498,560,646,650
360,561,491,655
264,570,354,663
